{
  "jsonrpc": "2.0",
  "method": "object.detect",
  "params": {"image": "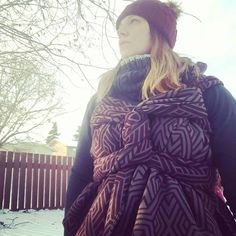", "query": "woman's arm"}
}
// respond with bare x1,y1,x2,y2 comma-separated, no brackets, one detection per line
64,95,96,215
203,84,236,218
